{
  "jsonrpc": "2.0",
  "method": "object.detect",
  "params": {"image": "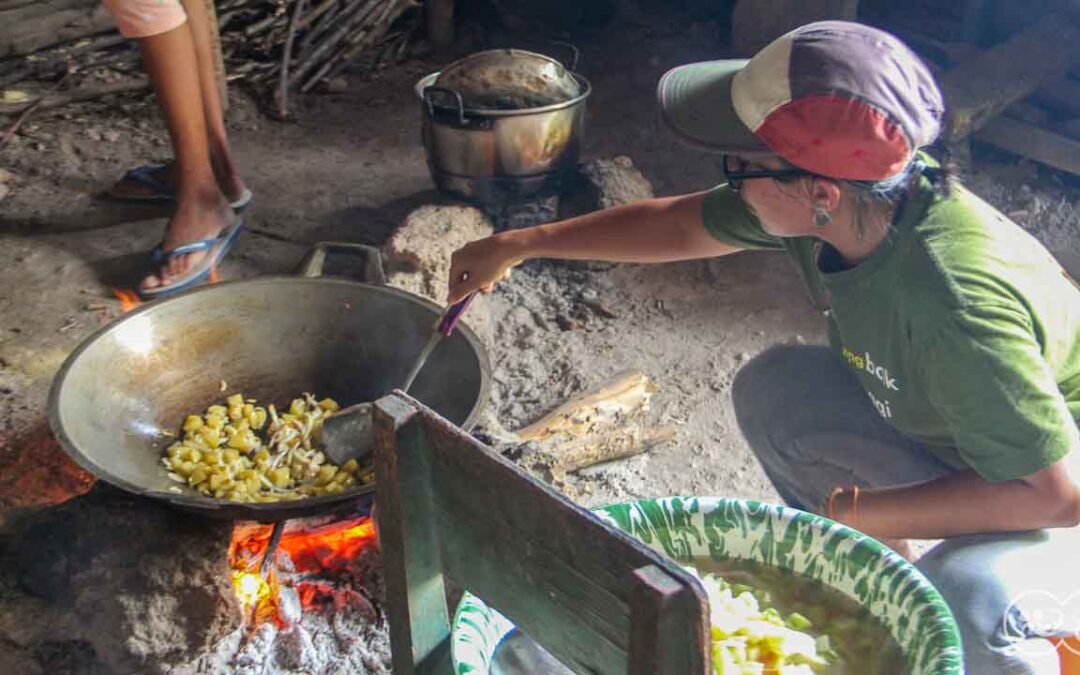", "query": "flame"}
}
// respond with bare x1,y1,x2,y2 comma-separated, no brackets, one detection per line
233,570,272,608
111,288,142,313
229,516,376,623
109,266,220,314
